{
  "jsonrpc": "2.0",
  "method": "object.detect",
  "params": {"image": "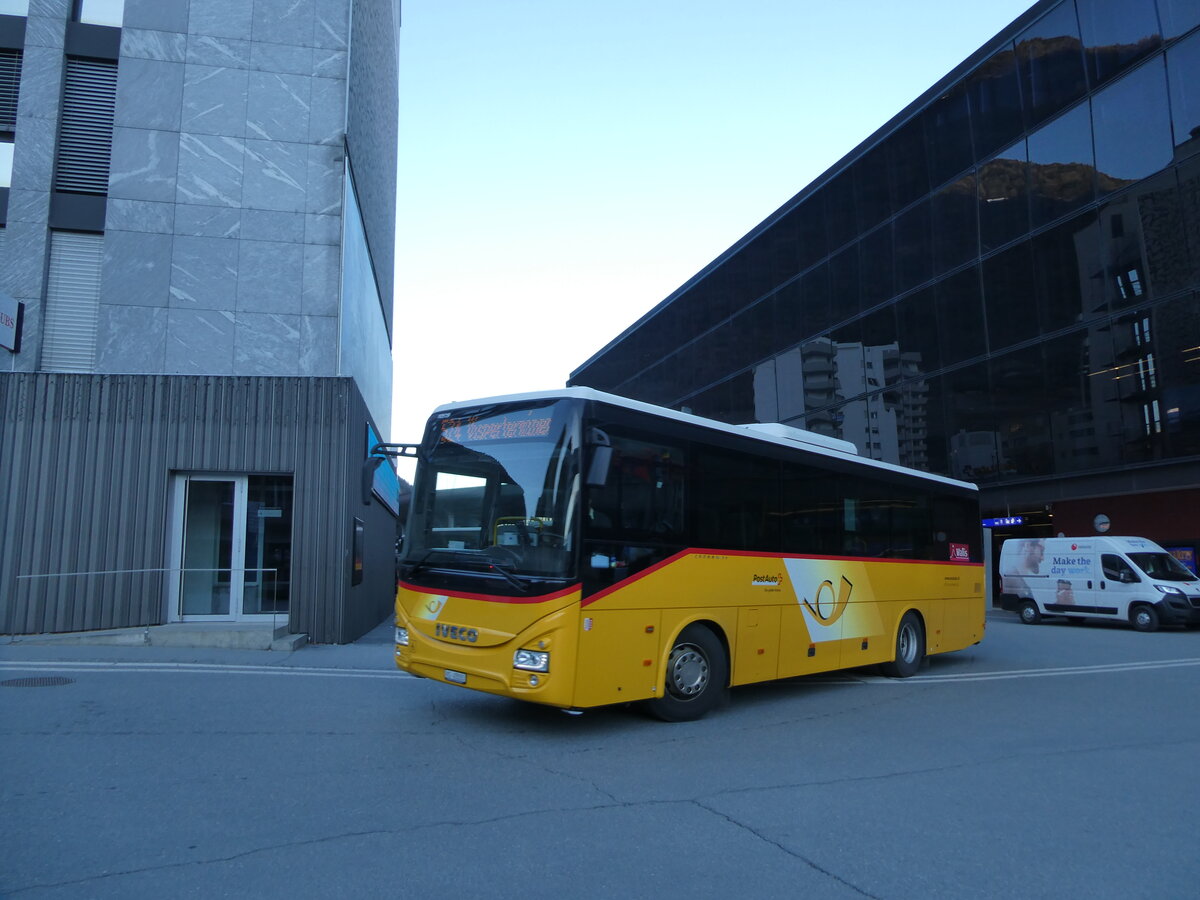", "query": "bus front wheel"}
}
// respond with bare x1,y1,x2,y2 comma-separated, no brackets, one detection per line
879,611,924,678
648,624,728,722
